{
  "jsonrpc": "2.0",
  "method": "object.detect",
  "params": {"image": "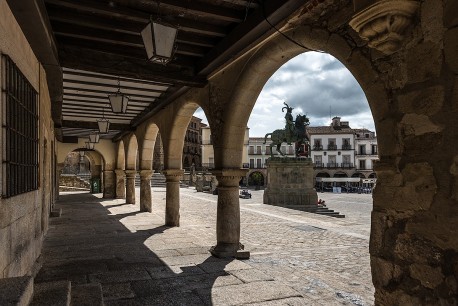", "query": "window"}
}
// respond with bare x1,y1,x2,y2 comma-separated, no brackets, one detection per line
256,145,261,154
328,138,337,150
249,158,255,168
256,159,262,168
1,55,39,198
359,144,366,155
266,146,271,155
371,145,378,155
288,146,294,155
249,145,254,154
313,139,322,150
359,160,366,170
342,138,351,150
